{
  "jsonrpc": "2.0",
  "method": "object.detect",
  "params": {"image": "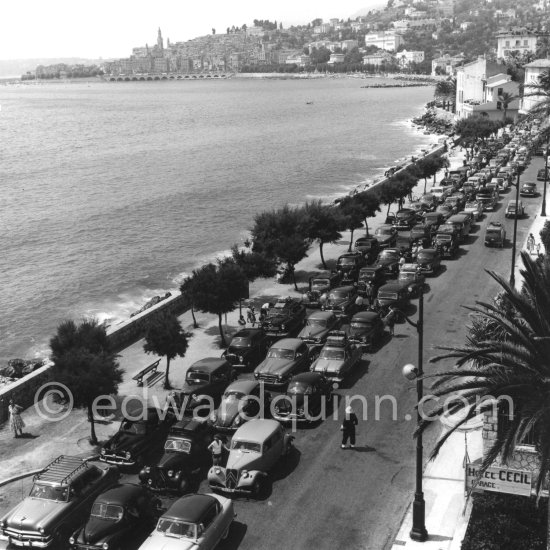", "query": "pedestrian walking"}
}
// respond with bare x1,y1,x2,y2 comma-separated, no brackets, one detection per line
536,242,542,256
246,305,256,326
8,399,25,438
383,308,396,336
208,435,228,466
340,405,359,449
364,282,374,305
527,233,535,254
